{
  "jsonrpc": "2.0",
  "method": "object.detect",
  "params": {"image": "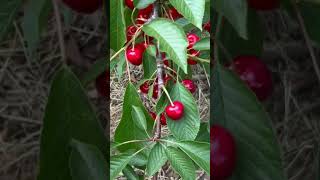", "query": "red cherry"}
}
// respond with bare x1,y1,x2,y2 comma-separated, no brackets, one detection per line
230,56,273,101
247,0,279,10
126,25,138,41
160,113,167,125
182,79,197,93
165,101,184,120
168,8,182,20
126,45,144,65
140,81,149,94
95,71,109,97
203,21,211,32
150,112,157,120
136,5,154,25
62,0,102,13
211,125,236,179
187,49,200,65
124,0,134,9
152,85,159,99
187,33,200,49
